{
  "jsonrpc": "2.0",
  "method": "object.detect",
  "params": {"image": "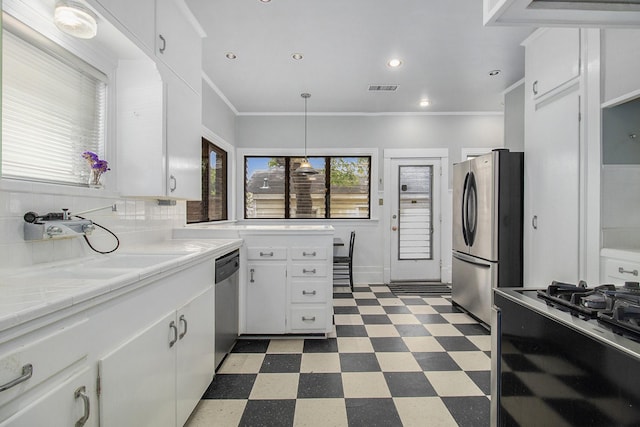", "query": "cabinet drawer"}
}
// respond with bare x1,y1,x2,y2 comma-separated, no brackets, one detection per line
290,281,327,303
0,319,88,408
290,265,327,278
291,247,327,261
247,247,287,261
289,307,328,331
605,258,640,283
